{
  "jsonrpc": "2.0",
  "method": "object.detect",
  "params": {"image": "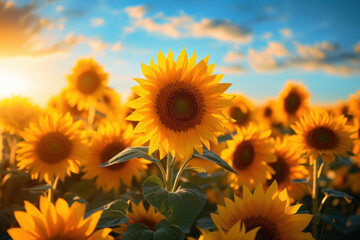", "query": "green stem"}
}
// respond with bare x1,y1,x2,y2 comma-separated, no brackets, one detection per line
165,153,174,191
312,157,319,239
156,162,167,187
87,104,96,130
48,176,59,203
171,158,192,192
6,135,17,167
